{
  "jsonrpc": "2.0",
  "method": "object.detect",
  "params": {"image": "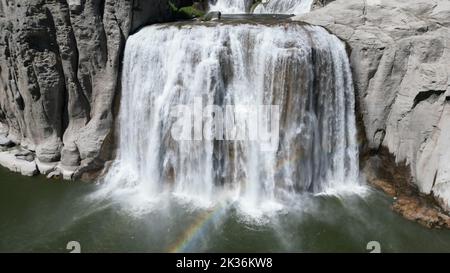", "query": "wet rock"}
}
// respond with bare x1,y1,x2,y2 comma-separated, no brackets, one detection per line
47,169,62,180
203,11,221,21
393,195,450,229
